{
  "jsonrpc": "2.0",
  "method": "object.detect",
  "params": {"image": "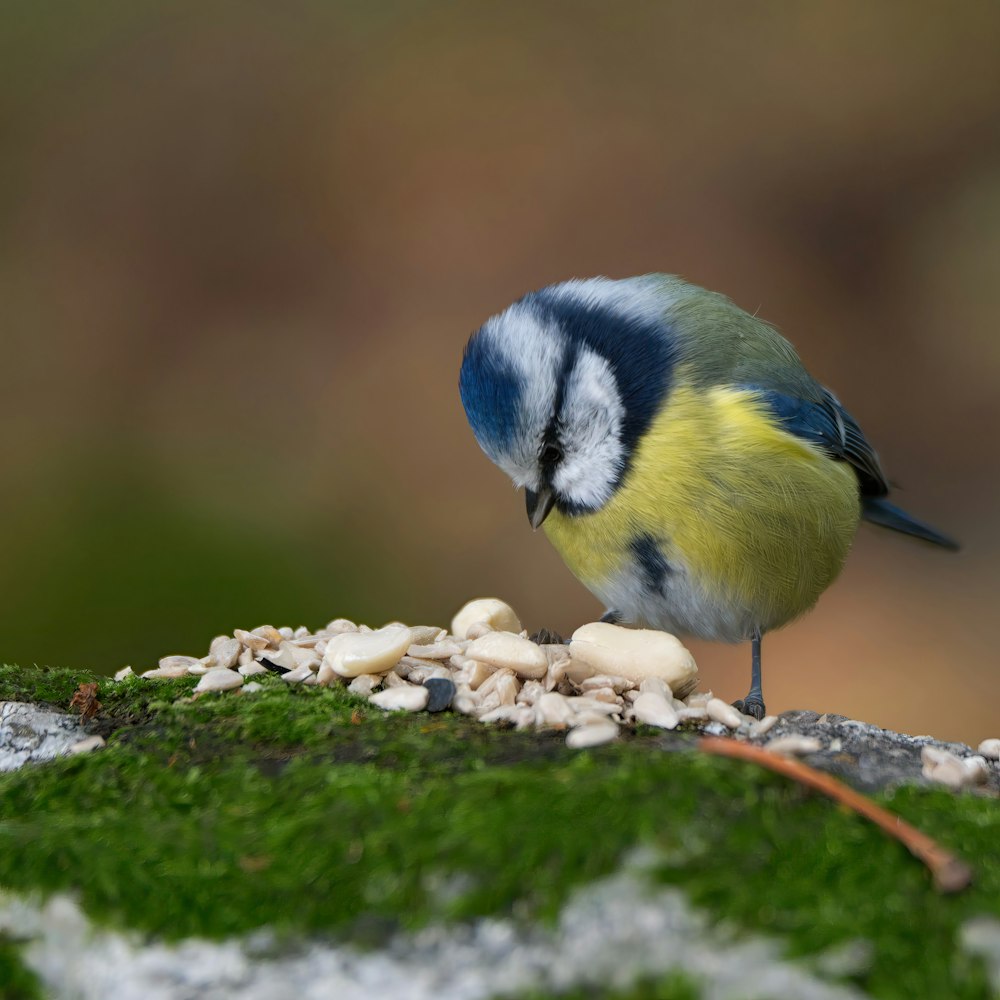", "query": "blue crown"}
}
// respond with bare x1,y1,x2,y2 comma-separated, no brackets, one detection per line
459,328,523,456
